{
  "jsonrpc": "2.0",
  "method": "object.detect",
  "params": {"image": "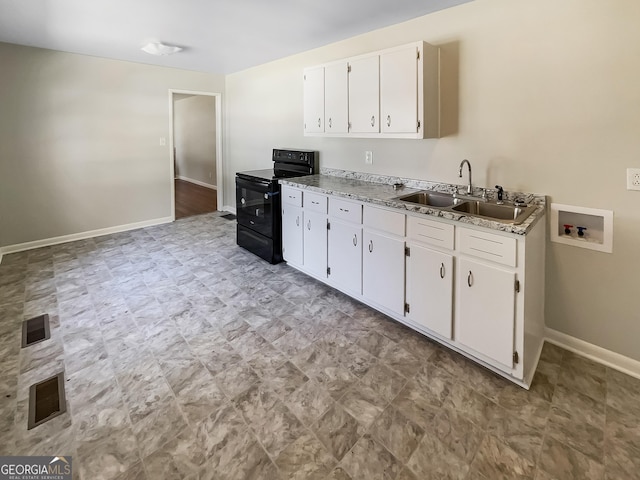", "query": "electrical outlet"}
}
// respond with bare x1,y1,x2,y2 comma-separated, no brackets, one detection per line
365,151,373,165
627,168,640,191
